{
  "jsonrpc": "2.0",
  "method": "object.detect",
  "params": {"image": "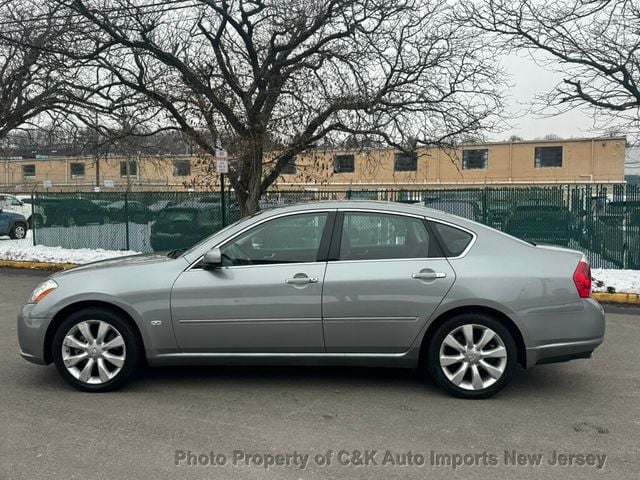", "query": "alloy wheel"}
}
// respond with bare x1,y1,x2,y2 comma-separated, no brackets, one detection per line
61,320,126,384
438,324,508,391
14,225,26,239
